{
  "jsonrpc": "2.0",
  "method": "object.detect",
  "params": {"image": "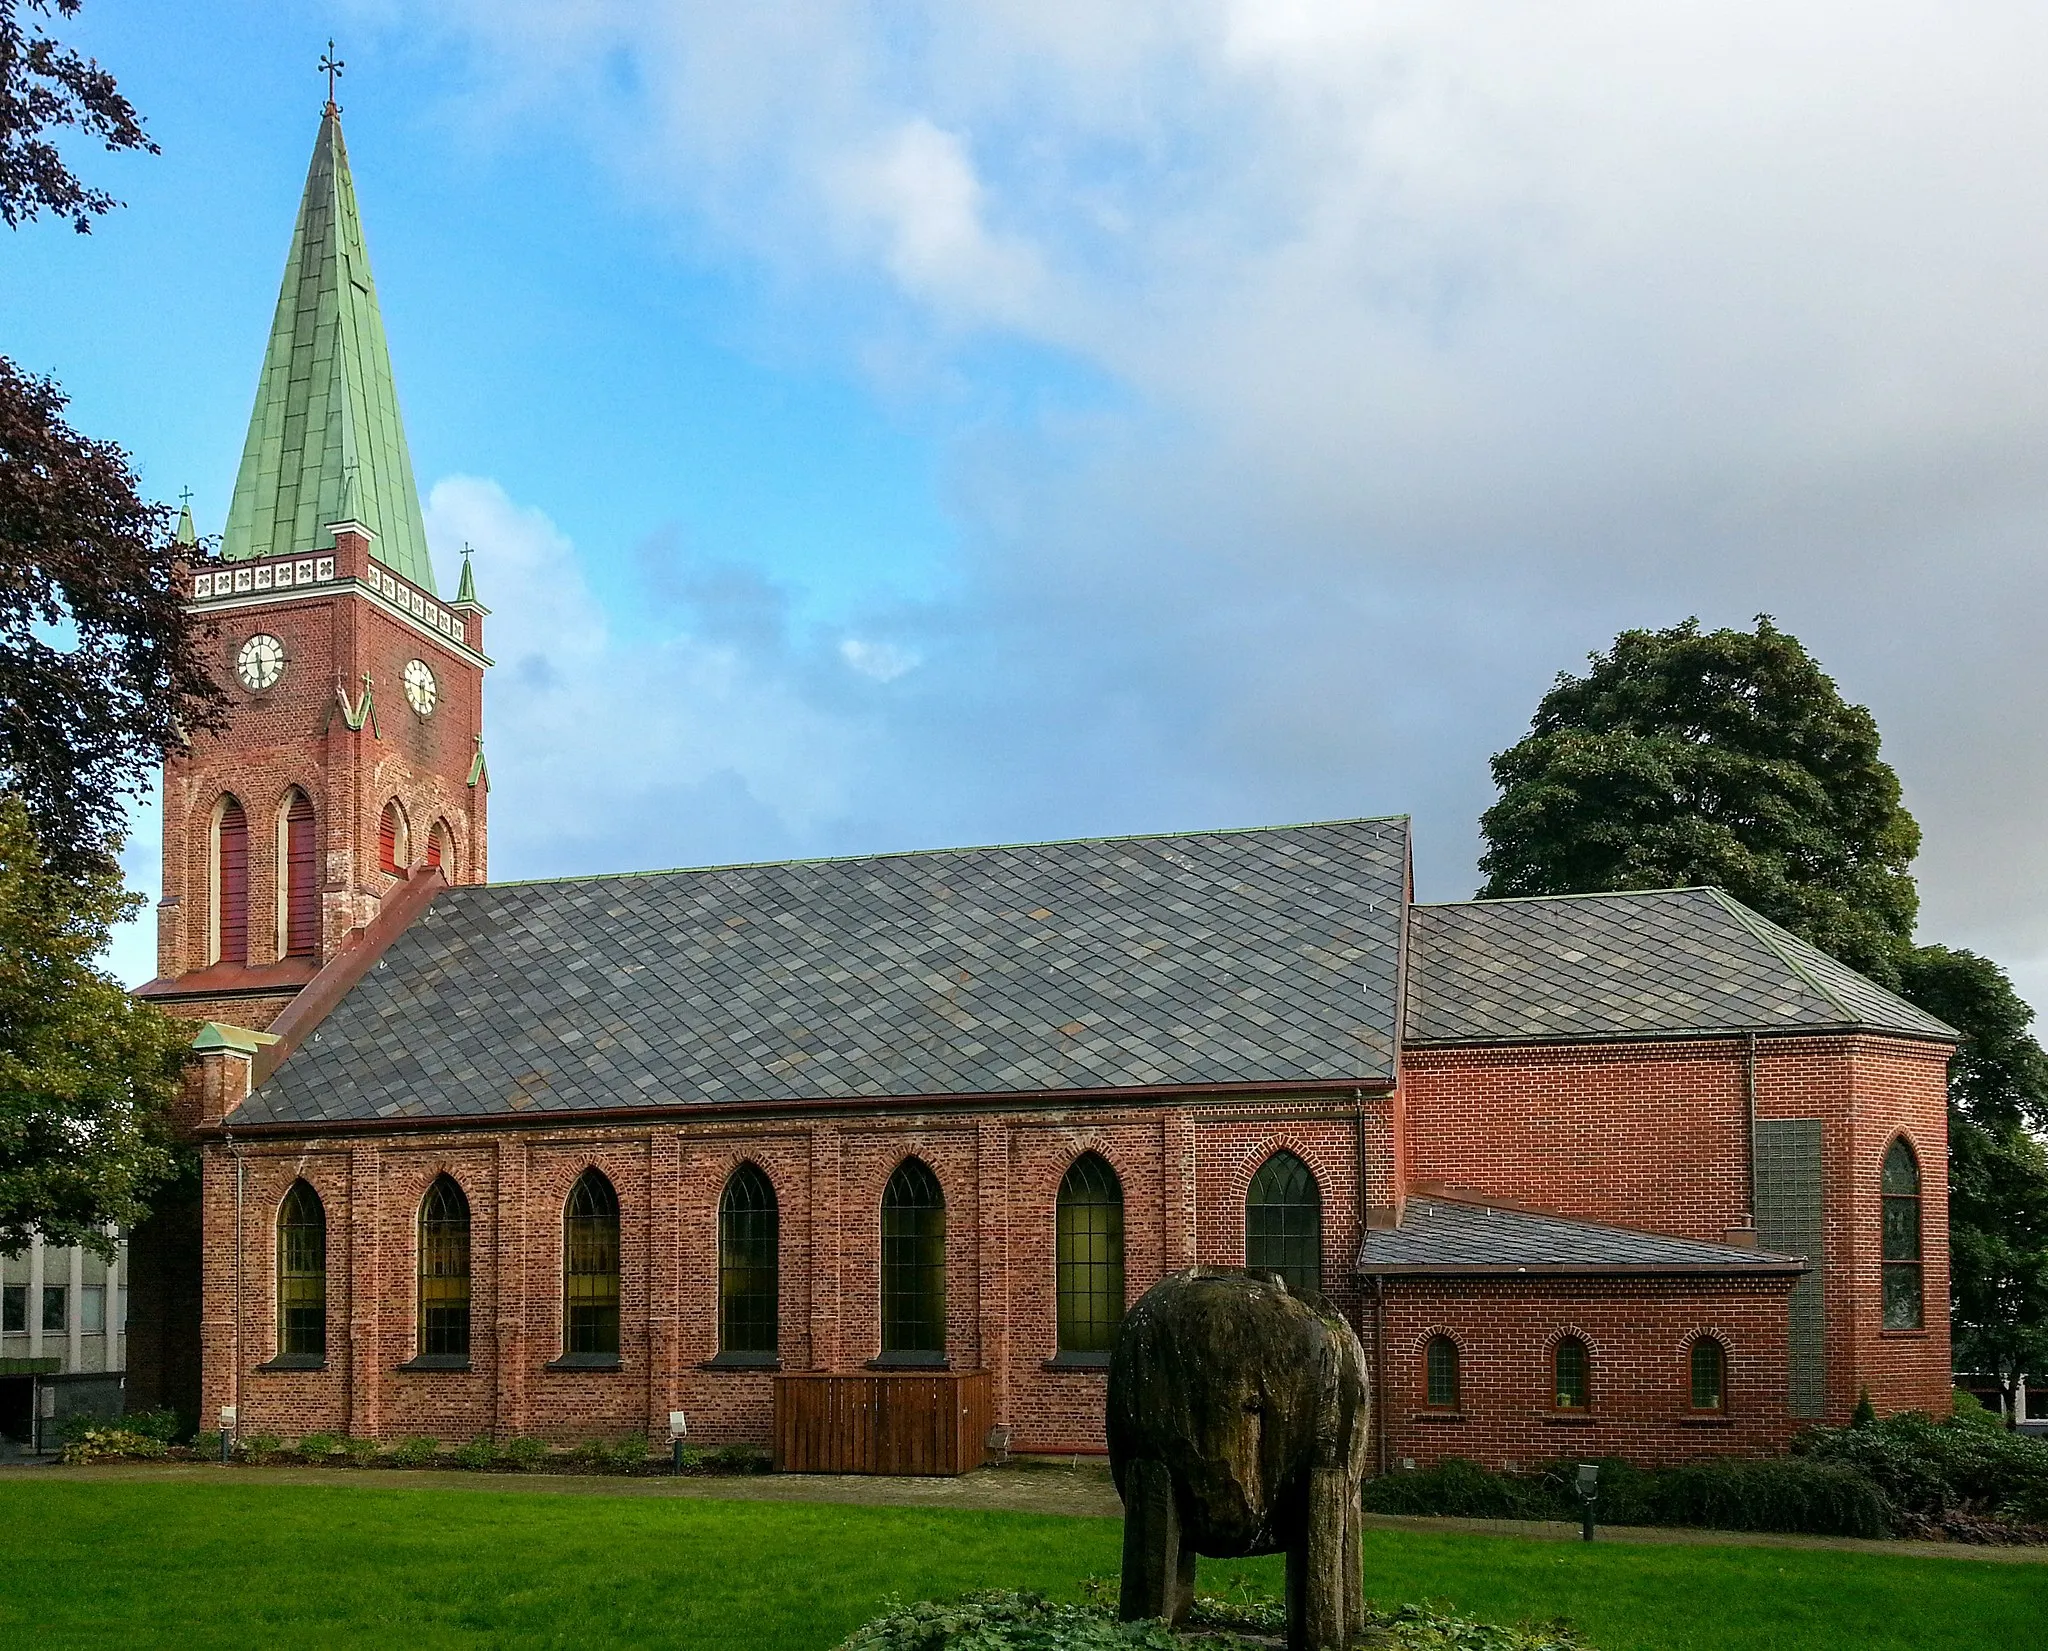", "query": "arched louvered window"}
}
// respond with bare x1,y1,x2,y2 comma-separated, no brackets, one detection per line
1245,1150,1322,1295
1690,1337,1726,1411
1056,1154,1124,1356
215,796,249,965
426,818,455,876
563,1170,620,1359
881,1158,946,1359
1425,1336,1460,1409
419,1175,471,1360
276,1180,326,1362
1882,1138,1923,1331
281,790,317,958
378,799,409,875
719,1163,779,1358
1553,1337,1591,1411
